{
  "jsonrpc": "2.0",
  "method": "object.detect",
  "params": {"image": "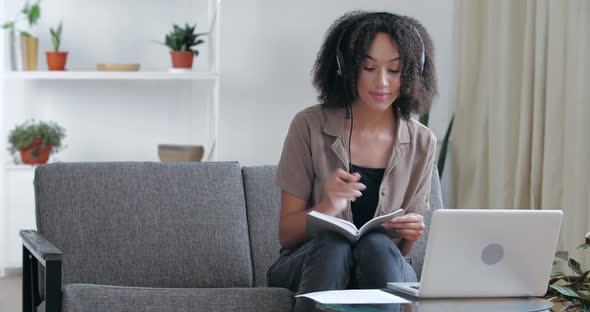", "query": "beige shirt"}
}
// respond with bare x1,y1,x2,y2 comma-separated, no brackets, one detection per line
276,104,437,222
